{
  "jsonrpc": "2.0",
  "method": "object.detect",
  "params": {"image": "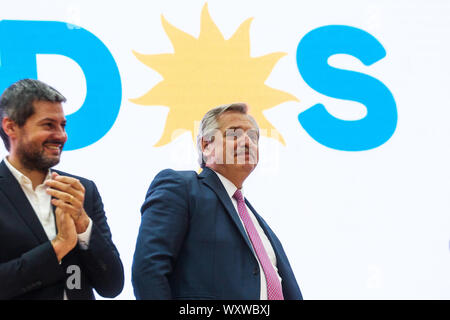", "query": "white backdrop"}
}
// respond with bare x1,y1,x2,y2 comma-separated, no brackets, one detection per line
1,0,450,299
